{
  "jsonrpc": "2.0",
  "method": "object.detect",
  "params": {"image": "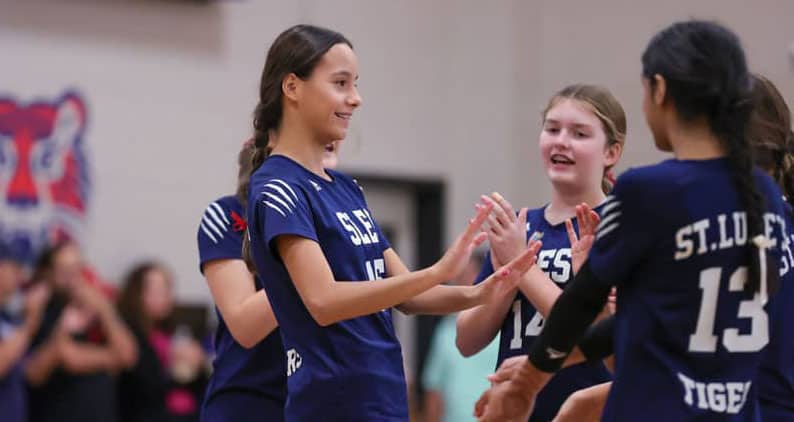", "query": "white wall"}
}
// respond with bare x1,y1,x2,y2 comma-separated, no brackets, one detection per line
2,0,792,303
